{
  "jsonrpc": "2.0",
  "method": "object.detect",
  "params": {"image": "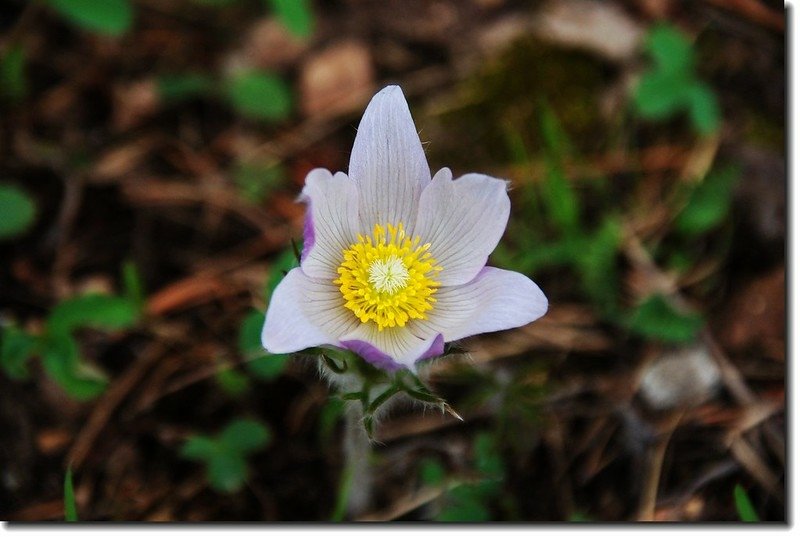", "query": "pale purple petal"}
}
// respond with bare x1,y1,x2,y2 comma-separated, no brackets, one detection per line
415,267,548,342
341,340,403,372
341,323,443,371
262,268,361,353
342,333,444,371
415,333,445,364
348,85,431,233
299,169,360,279
300,211,314,263
414,172,510,286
